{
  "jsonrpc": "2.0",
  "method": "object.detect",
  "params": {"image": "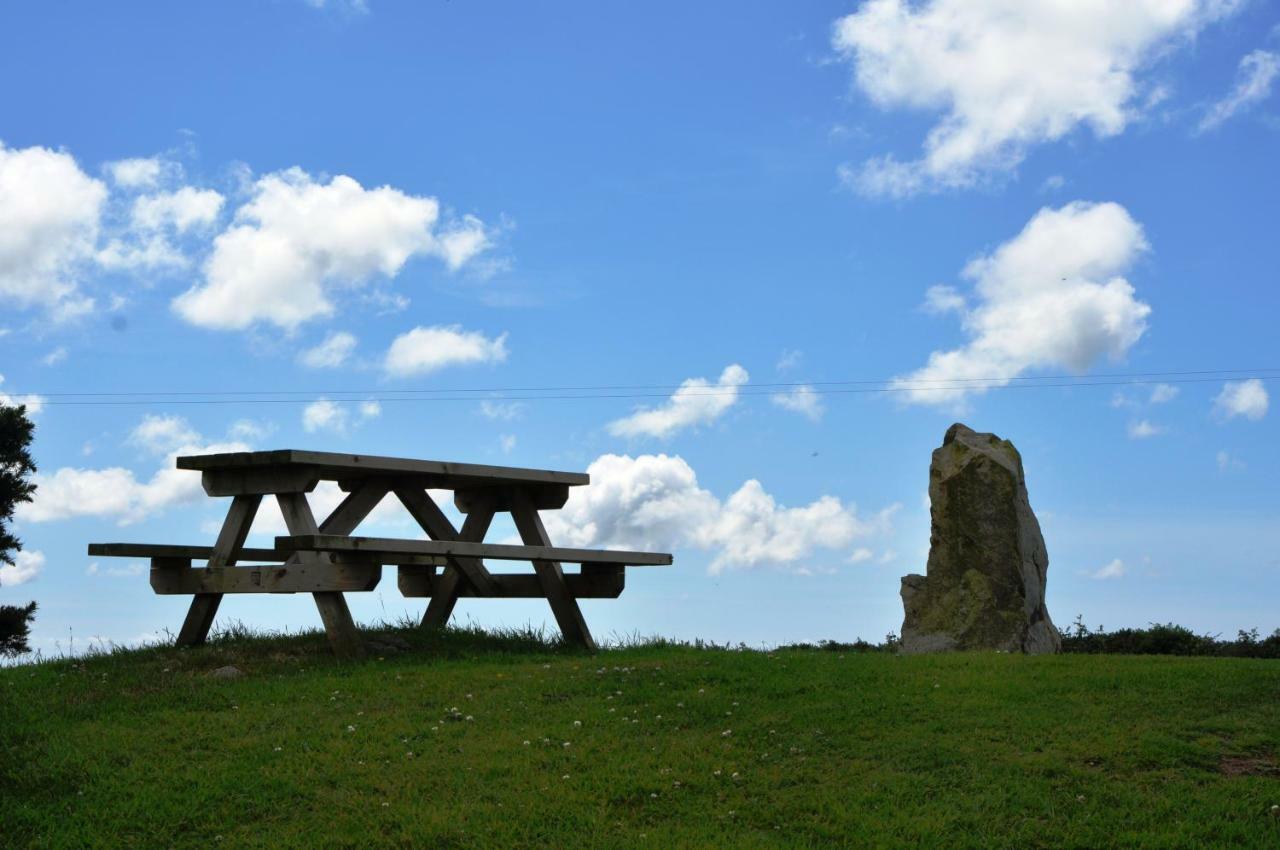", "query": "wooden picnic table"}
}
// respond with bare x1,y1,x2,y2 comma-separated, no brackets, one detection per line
87,450,672,658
